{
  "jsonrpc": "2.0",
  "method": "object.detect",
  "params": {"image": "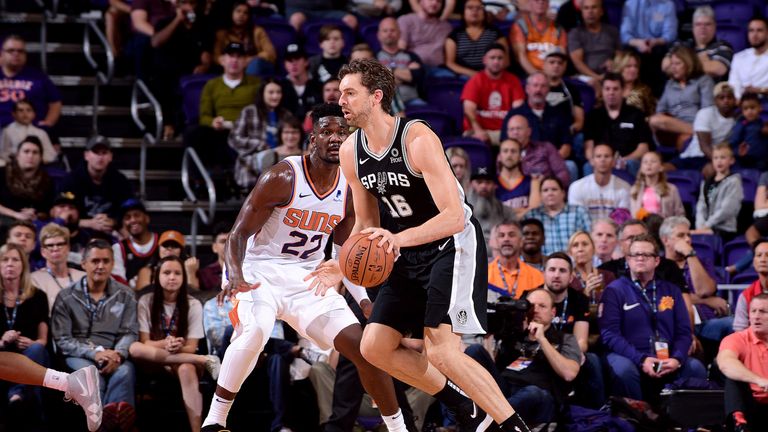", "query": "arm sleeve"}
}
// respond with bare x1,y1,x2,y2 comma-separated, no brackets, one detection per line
661,4,678,43
51,294,96,360
699,77,714,108
703,176,743,228
732,294,749,331
199,81,215,126
620,0,637,44
599,285,647,366
113,294,138,358
111,243,127,281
